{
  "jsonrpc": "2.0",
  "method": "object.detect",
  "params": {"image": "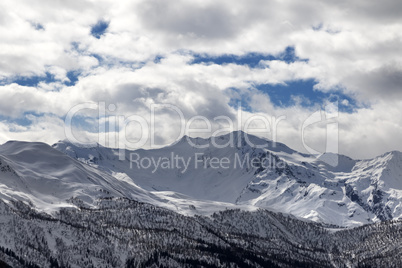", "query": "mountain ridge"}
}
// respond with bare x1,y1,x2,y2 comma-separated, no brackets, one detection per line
50,132,402,226
1,132,402,227
0,134,402,266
